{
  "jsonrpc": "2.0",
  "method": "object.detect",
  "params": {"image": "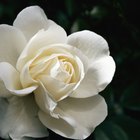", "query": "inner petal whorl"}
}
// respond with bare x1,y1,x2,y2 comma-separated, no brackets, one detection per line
28,44,84,84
